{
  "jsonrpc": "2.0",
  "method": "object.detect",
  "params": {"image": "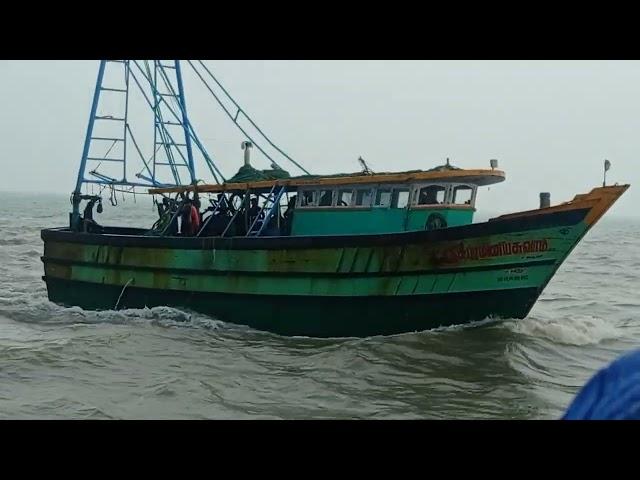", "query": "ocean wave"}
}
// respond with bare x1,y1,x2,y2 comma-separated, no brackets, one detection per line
506,314,623,346
0,299,225,332
17,249,43,258
0,190,638,419
423,316,503,334
58,305,226,331
0,238,31,246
